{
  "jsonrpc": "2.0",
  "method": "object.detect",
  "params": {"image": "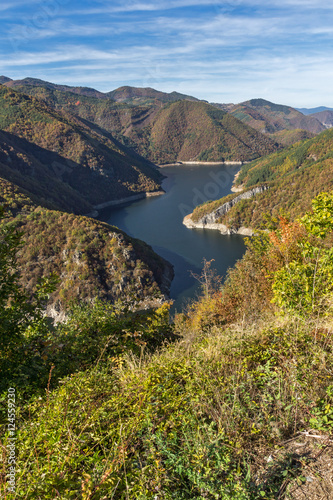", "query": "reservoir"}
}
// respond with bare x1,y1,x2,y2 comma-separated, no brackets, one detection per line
100,164,247,312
